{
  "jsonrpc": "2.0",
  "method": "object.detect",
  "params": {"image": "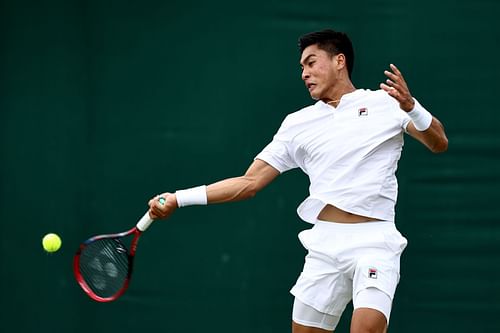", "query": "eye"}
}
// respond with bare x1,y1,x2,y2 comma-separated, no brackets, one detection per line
308,61,315,67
